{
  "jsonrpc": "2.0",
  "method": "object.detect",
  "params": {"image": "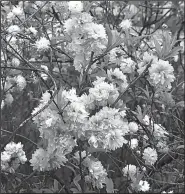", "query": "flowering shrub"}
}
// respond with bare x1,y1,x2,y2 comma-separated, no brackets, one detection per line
1,1,184,193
